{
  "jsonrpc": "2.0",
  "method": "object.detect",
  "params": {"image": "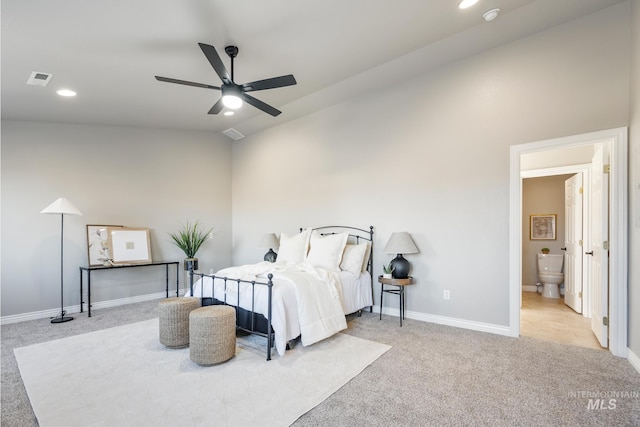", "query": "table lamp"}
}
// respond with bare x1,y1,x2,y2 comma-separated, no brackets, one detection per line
383,232,418,279
259,233,279,262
